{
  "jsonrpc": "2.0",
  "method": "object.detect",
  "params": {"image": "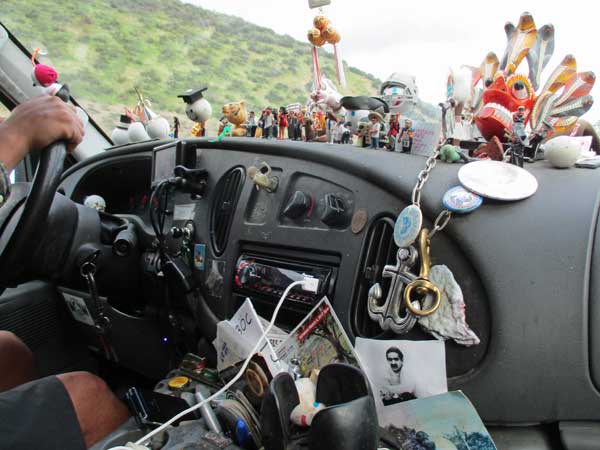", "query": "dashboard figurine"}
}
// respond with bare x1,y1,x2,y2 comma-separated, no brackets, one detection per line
440,144,471,163
178,87,212,137
30,48,69,101
222,101,248,137
398,119,415,153
111,115,132,145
